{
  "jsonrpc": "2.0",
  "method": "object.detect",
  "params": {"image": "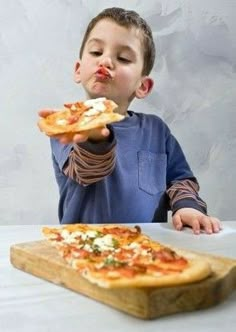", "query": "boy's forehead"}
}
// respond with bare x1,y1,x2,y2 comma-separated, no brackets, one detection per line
86,19,142,47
